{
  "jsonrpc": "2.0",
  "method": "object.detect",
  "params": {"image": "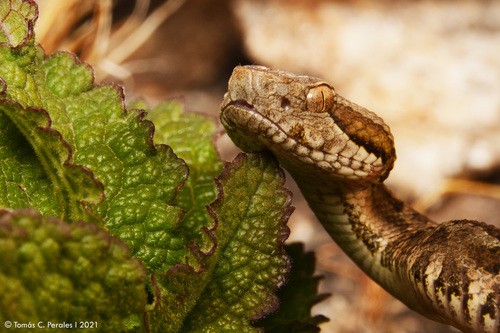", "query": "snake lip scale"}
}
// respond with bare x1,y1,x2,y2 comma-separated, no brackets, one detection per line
225,99,378,173
220,65,500,333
